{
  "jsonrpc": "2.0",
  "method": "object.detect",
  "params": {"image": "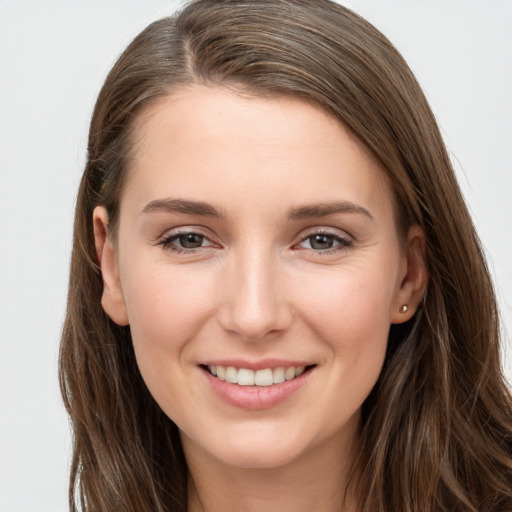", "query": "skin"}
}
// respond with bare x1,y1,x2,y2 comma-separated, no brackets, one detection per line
94,86,427,512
